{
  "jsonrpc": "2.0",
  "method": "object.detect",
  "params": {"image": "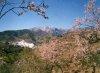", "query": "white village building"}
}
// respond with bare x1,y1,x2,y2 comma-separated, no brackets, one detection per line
12,40,34,48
